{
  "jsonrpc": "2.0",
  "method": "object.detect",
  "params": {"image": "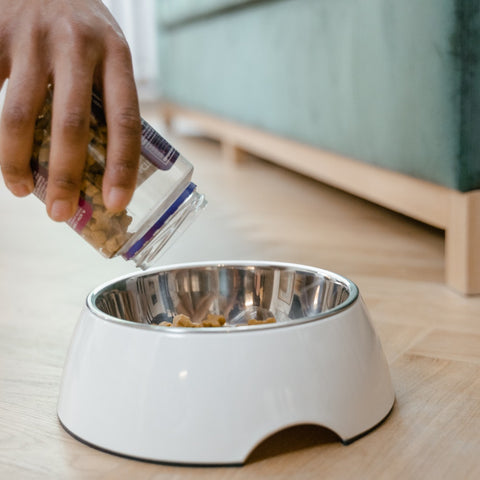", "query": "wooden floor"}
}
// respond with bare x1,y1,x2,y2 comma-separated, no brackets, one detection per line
0,110,479,479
